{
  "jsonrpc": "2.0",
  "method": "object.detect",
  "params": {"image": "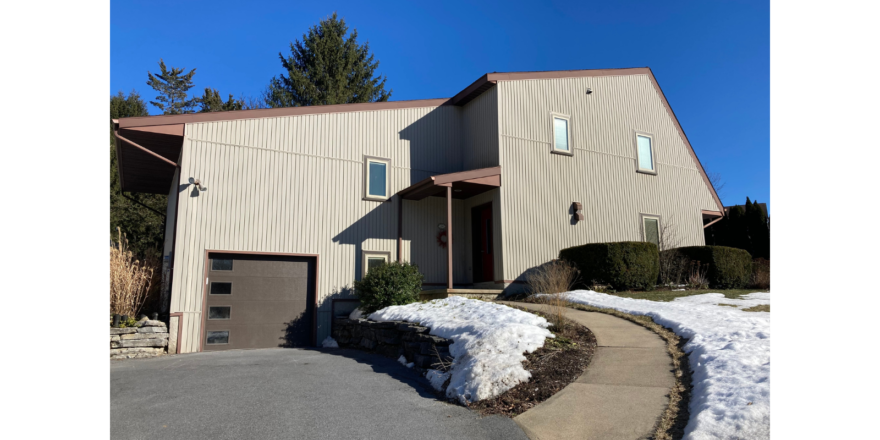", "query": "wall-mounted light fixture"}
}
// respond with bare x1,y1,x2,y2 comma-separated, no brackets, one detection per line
573,202,584,222
585,88,593,95
189,178,207,192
